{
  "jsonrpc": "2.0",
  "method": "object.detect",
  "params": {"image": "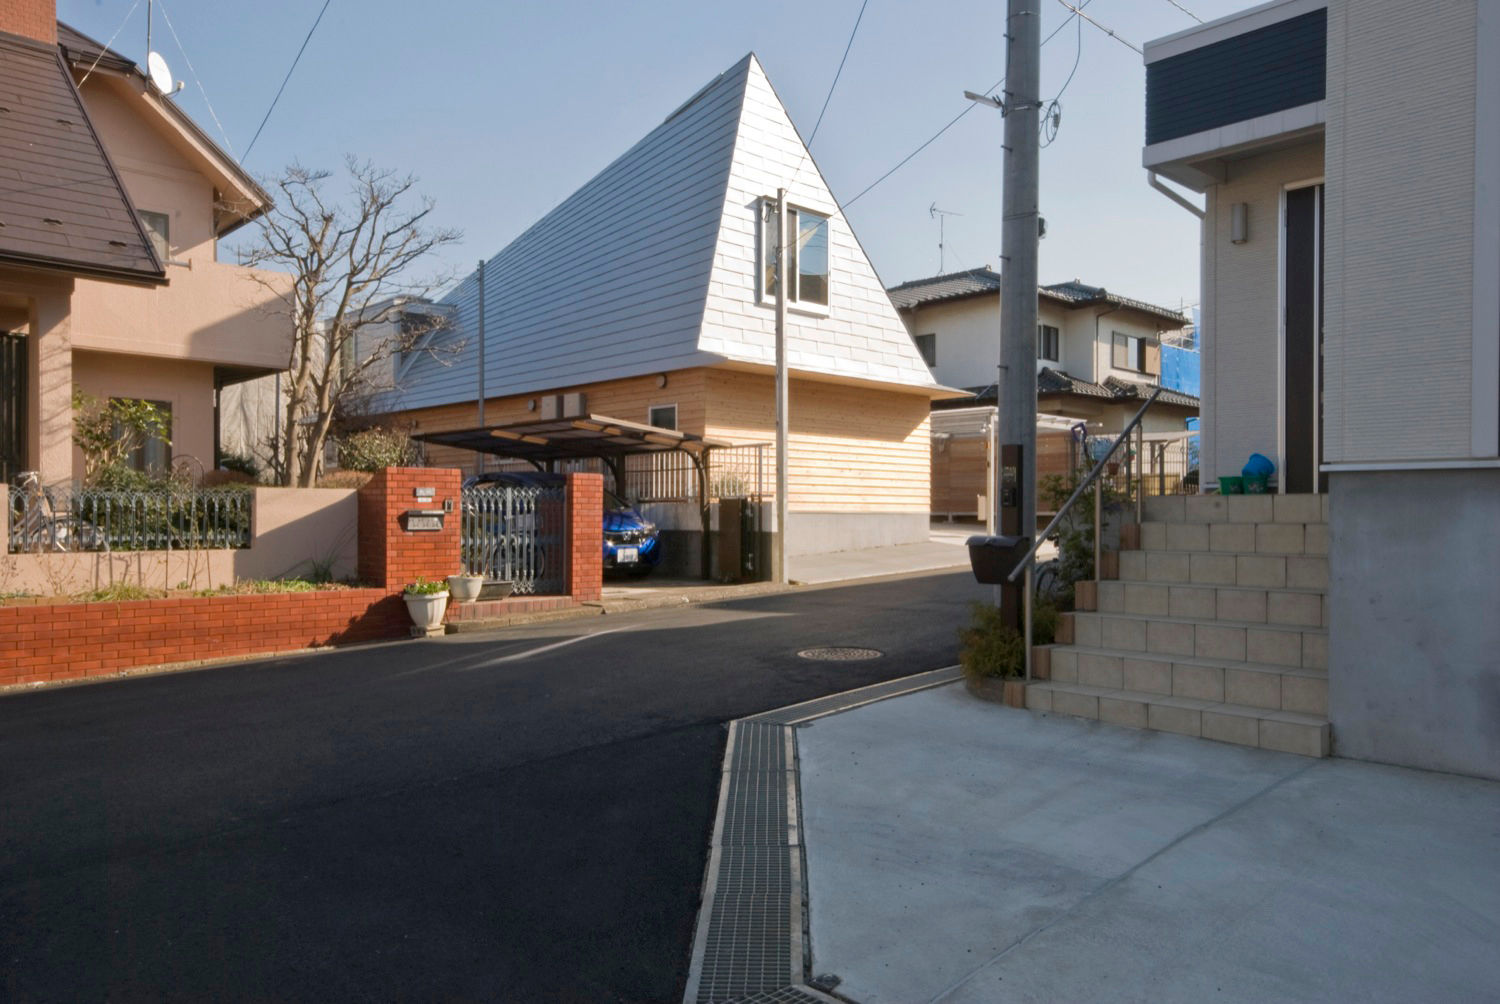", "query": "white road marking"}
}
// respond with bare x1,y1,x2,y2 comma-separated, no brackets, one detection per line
468,627,630,668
